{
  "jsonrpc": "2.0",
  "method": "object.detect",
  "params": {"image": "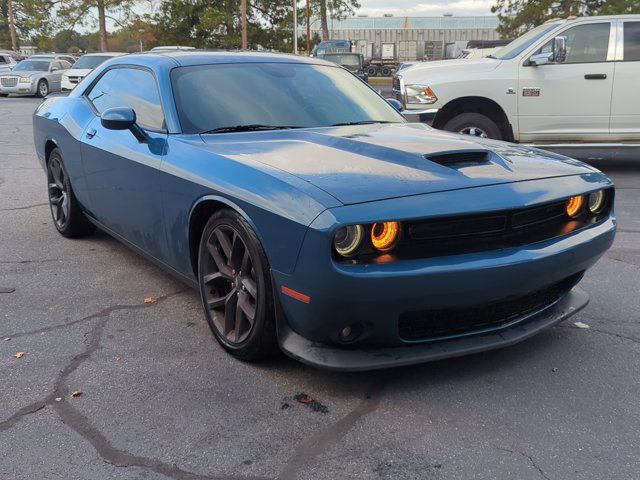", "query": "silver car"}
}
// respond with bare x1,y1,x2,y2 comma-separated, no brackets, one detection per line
0,57,72,97
0,53,17,73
